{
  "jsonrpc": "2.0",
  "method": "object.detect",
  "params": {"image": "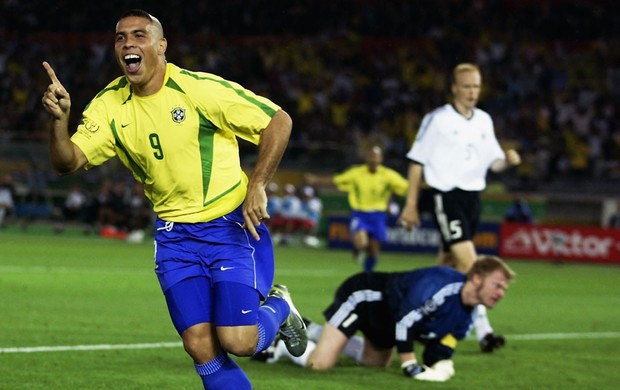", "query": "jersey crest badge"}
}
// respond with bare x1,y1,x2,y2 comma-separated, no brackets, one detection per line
83,118,100,132
171,107,186,123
